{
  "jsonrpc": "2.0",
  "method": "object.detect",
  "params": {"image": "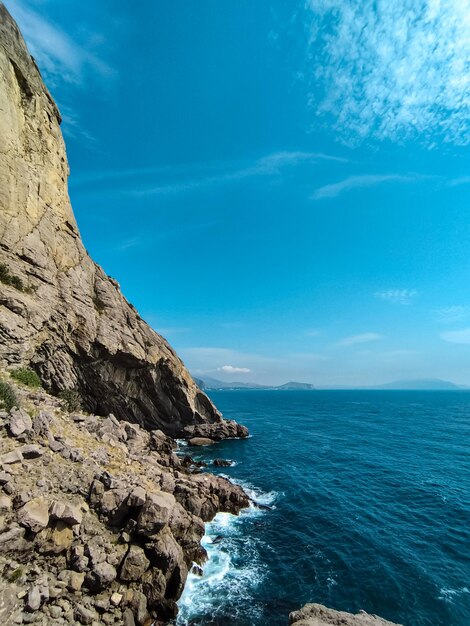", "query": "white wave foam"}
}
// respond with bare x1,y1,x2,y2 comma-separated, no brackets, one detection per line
438,586,470,603
176,484,277,624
